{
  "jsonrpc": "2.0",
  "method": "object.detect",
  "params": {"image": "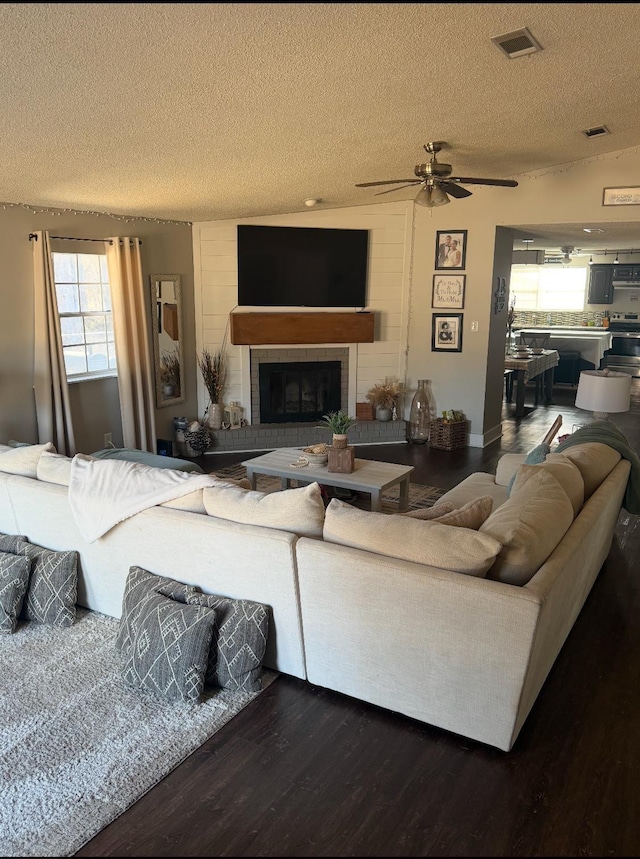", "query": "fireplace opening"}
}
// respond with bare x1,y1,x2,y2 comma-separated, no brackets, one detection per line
259,361,341,423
